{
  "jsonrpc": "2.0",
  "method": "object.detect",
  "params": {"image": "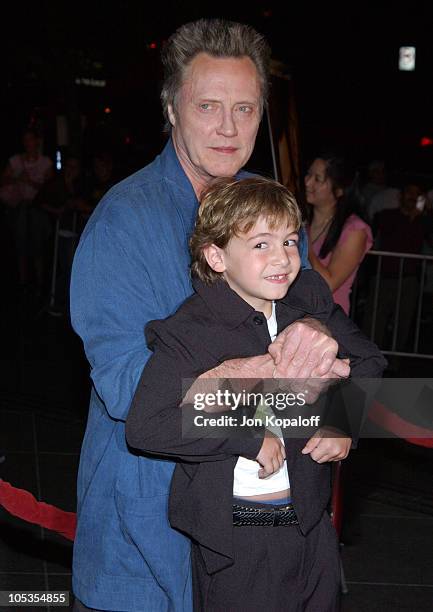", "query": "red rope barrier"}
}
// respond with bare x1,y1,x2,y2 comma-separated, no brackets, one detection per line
369,401,433,448
0,400,431,543
0,480,76,541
